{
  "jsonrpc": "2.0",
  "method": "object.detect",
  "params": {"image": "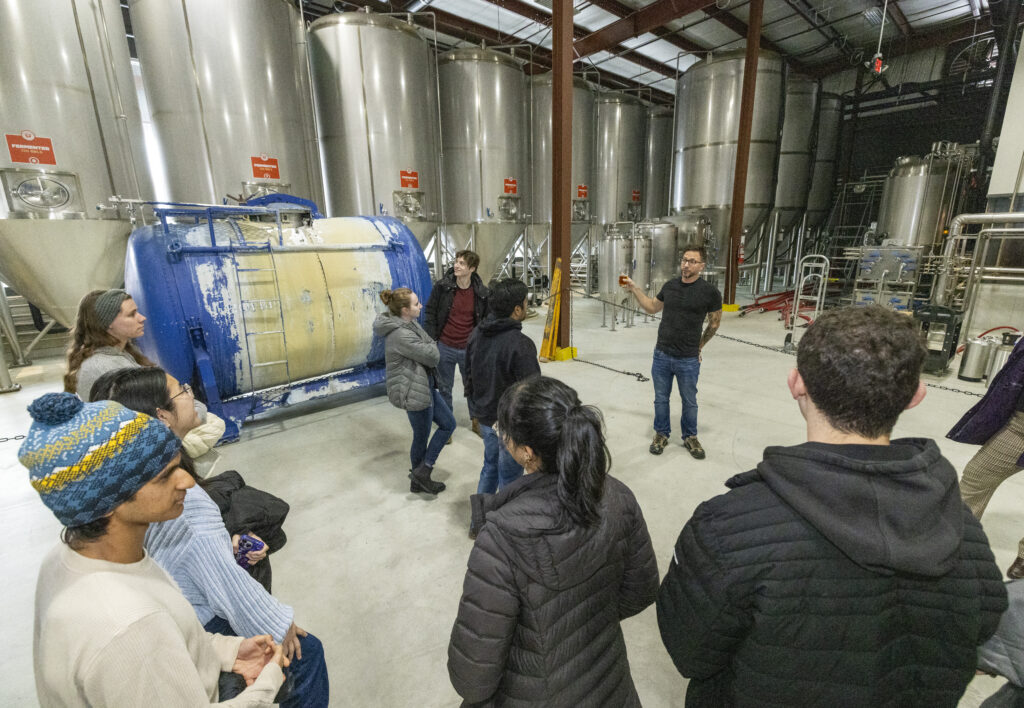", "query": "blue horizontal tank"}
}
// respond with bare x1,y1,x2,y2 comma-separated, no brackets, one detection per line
124,203,432,439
